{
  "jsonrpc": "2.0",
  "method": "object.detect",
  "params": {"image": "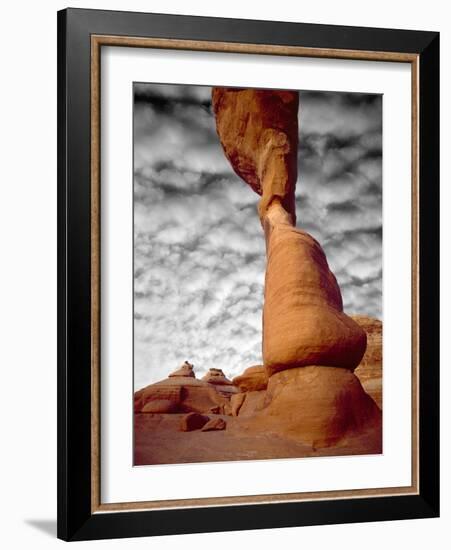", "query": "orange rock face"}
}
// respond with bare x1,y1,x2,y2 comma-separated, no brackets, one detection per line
169,361,195,378
202,369,239,400
180,412,209,432
202,368,234,385
235,390,267,418
352,316,383,409
232,365,268,392
134,376,230,415
263,220,367,376
201,417,227,432
212,87,299,224
240,366,382,449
